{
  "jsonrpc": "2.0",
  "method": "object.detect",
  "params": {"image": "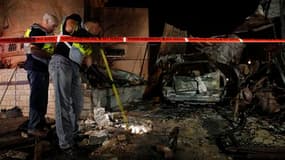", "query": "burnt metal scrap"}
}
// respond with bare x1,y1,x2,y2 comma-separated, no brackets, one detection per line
215,75,285,159
168,126,179,151
85,64,146,88
159,38,285,113
216,114,285,160
156,11,285,159
220,145,285,160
